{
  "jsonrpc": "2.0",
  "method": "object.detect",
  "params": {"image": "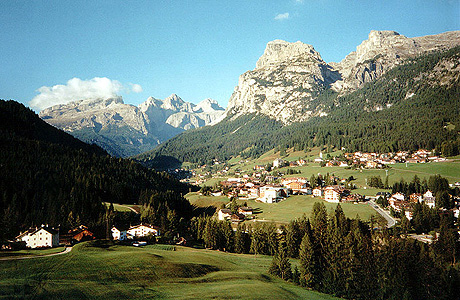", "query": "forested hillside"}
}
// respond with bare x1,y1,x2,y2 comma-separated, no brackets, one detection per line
139,47,460,167
0,100,193,241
